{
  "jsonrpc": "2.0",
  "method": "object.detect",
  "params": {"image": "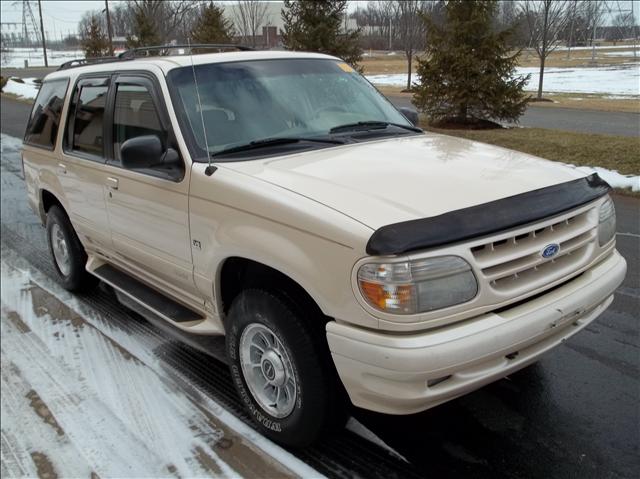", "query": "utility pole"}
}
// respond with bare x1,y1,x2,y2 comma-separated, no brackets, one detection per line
104,0,114,56
37,0,48,67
